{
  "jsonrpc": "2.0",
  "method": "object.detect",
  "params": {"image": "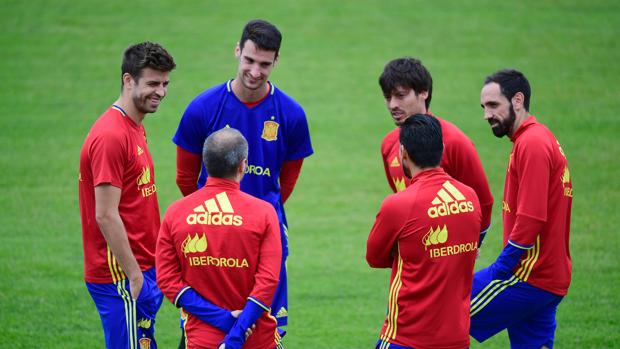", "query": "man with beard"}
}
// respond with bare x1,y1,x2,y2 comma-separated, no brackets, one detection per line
378,57,493,246
172,19,313,346
470,69,573,349
78,42,175,348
